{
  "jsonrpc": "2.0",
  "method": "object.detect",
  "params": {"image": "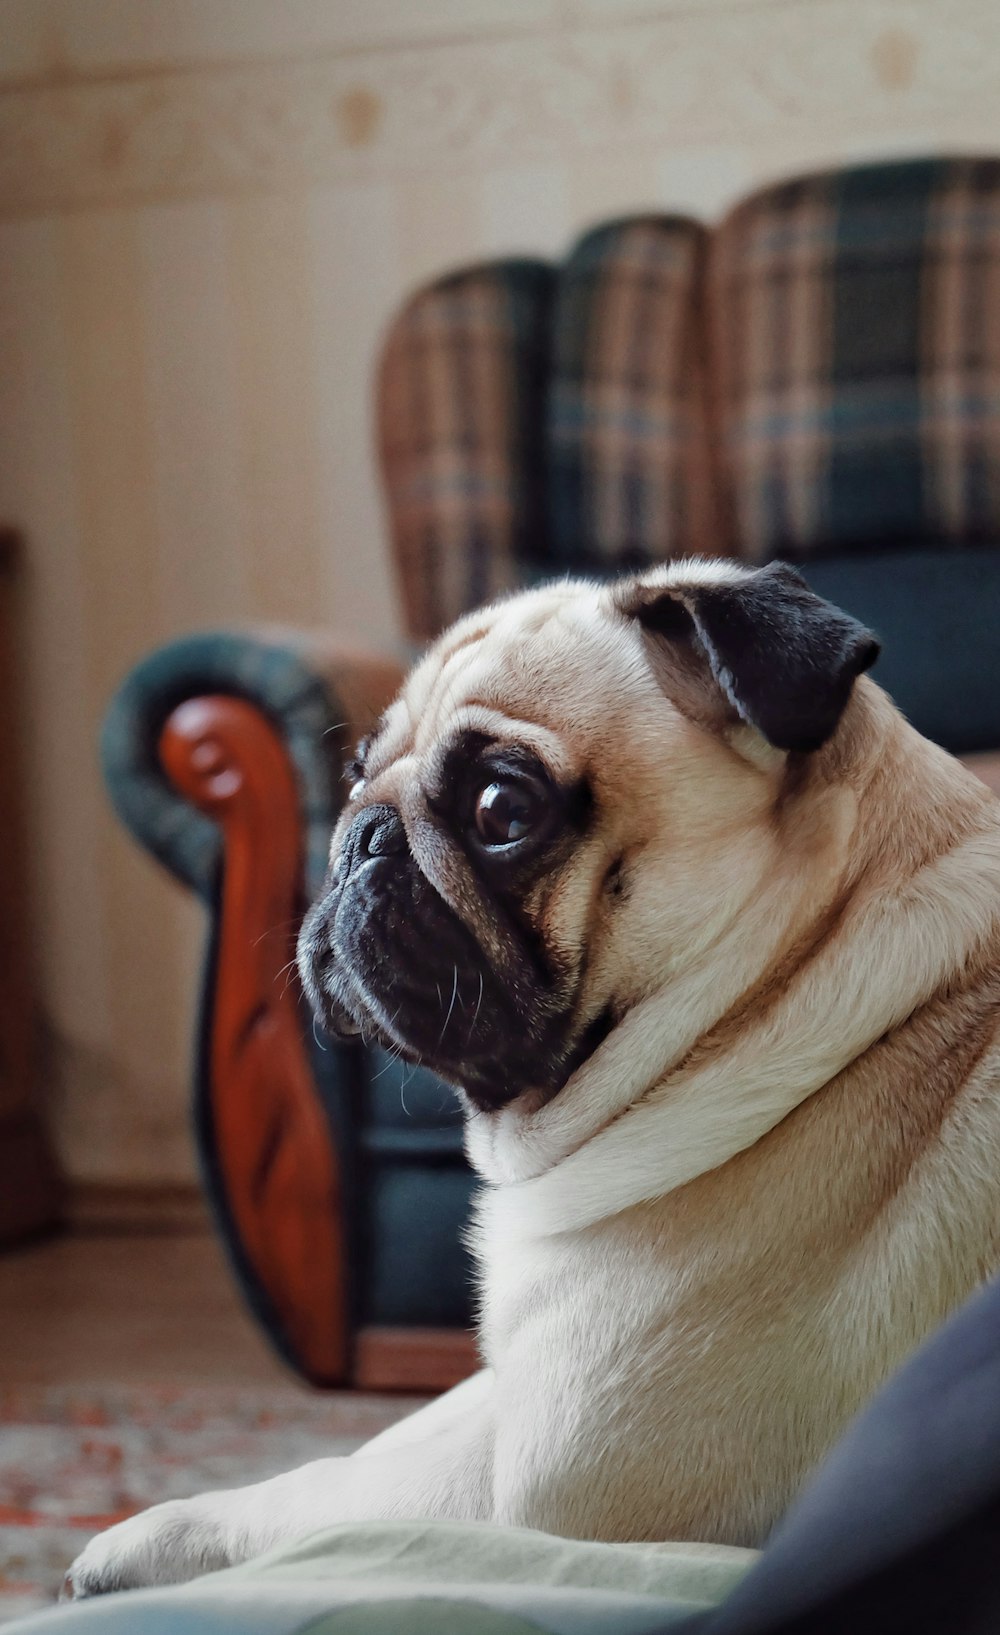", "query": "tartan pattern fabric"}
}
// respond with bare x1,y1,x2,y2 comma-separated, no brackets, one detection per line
378,222,712,639
710,157,1000,561
380,157,1000,637
544,216,713,576
378,261,555,643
